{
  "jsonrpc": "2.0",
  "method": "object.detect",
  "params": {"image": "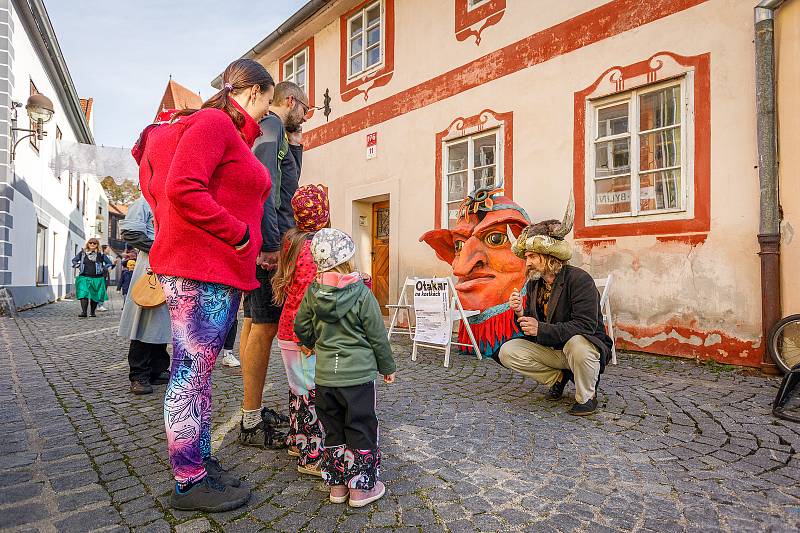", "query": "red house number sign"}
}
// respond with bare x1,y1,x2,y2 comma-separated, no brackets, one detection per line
366,132,377,160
